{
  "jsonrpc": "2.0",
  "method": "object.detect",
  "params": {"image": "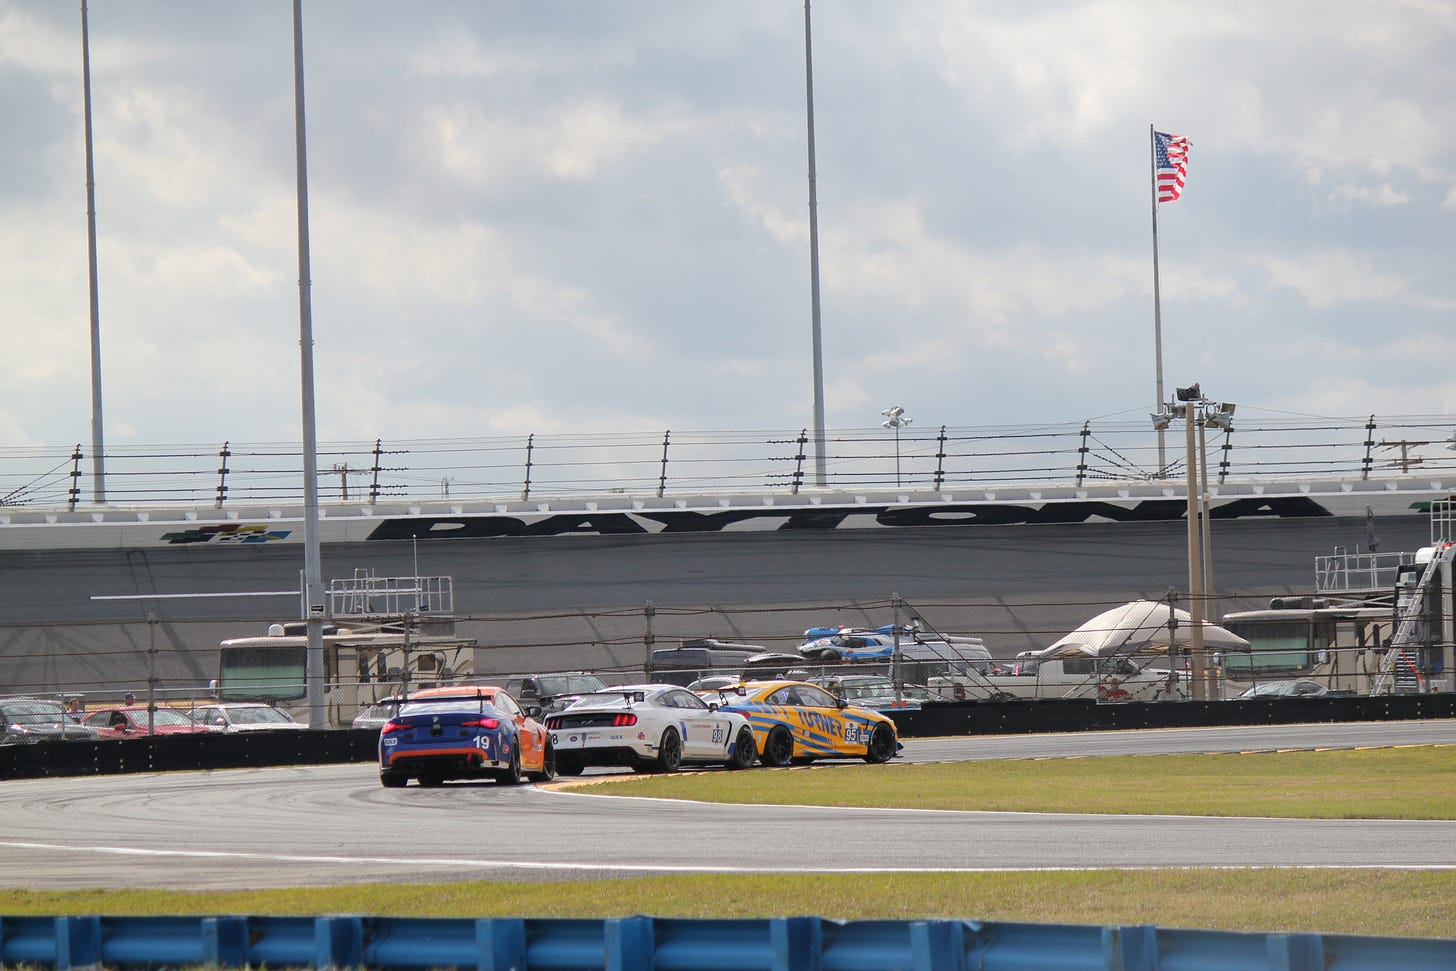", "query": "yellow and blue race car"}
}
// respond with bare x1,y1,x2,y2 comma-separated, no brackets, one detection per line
697,679,900,766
